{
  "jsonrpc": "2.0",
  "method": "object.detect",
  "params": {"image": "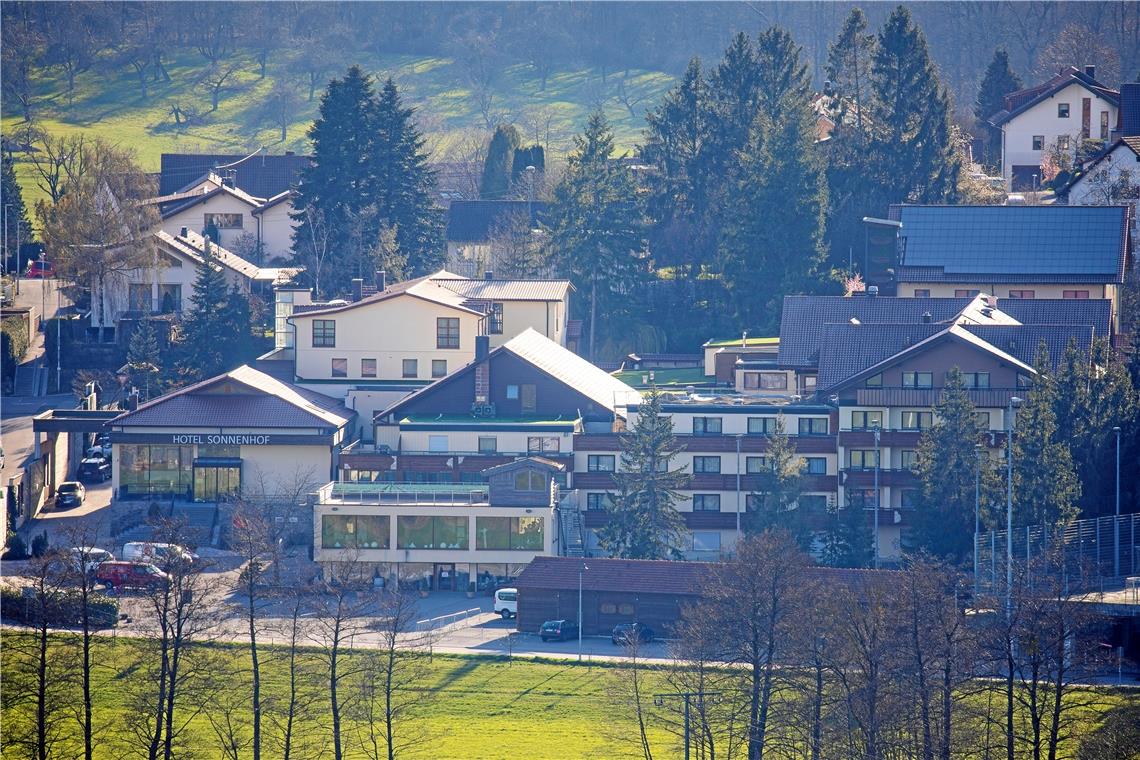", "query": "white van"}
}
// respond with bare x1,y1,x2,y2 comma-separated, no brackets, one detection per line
122,542,196,565
494,587,518,619
69,546,114,573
